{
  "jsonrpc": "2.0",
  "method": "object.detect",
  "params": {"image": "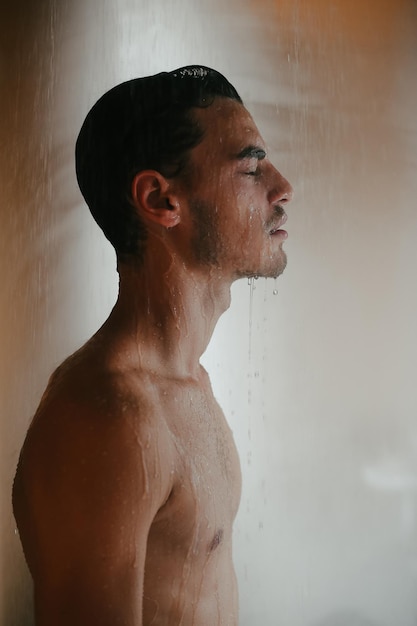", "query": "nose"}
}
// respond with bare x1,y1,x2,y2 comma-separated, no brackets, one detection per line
267,166,293,206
